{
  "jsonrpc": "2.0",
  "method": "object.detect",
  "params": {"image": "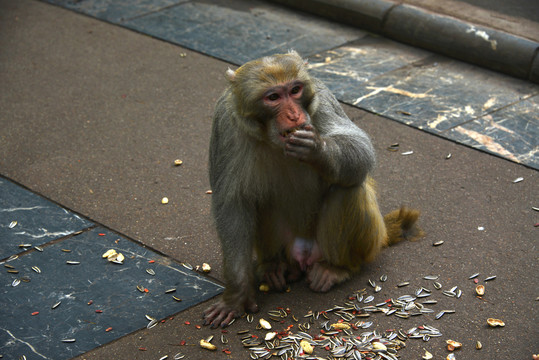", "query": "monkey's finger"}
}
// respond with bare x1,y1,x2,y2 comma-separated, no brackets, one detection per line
210,309,236,328
220,312,237,328
265,271,286,291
